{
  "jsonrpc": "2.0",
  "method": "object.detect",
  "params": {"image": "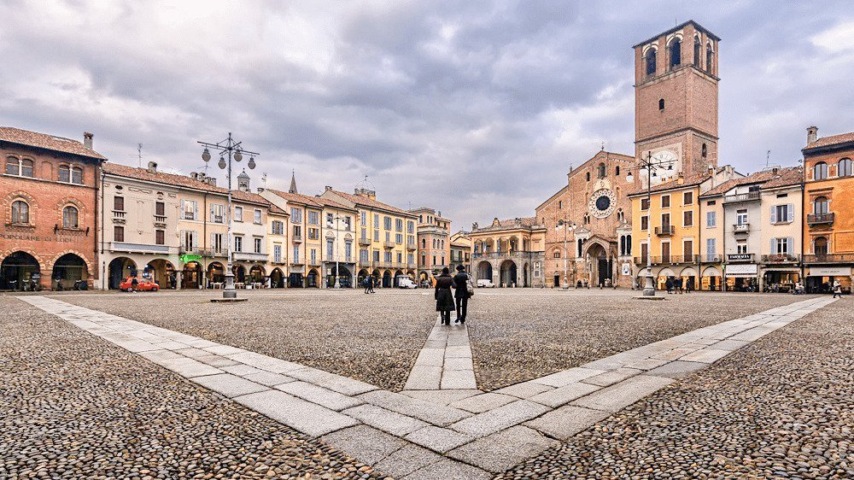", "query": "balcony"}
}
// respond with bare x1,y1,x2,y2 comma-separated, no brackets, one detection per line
654,225,675,236
761,254,799,264
807,213,834,227
383,240,397,249
700,255,722,263
233,251,268,262
732,223,750,234
727,253,755,263
358,237,371,246
803,253,854,264
472,251,541,260
200,249,228,258
406,243,417,251
112,210,126,224
292,235,303,243
723,191,761,204
211,215,224,224
154,215,167,227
